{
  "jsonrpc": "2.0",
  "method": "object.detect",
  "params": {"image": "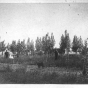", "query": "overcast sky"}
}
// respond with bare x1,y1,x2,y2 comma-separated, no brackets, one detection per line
0,3,88,47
